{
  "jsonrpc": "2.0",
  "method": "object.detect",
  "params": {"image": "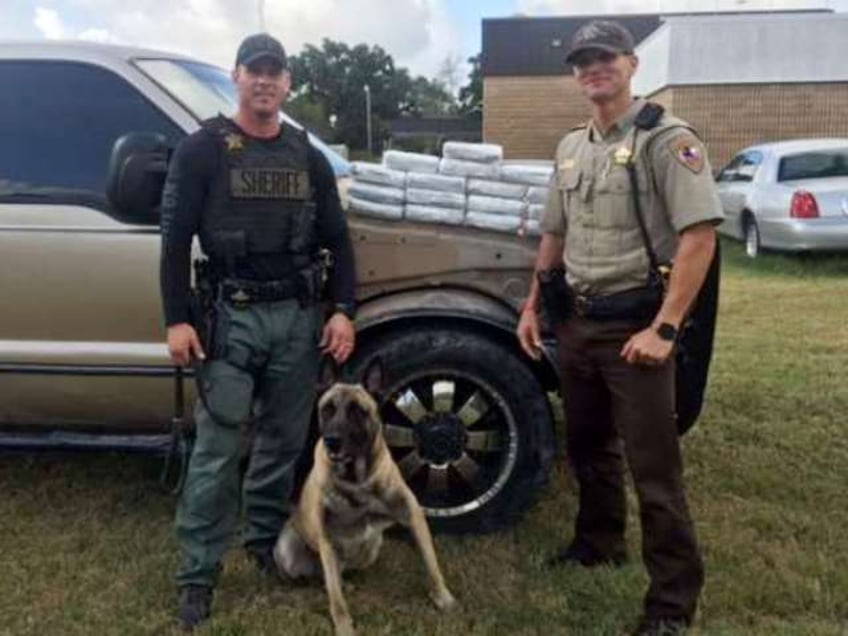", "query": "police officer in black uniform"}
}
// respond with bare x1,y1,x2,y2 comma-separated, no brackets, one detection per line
159,33,356,630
